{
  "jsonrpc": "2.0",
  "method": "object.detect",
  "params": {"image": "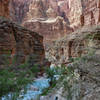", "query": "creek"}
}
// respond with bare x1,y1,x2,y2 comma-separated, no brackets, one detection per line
2,77,50,100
